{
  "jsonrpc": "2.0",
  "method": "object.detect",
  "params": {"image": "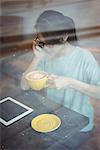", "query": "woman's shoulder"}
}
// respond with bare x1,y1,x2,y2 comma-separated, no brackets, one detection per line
75,46,94,59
